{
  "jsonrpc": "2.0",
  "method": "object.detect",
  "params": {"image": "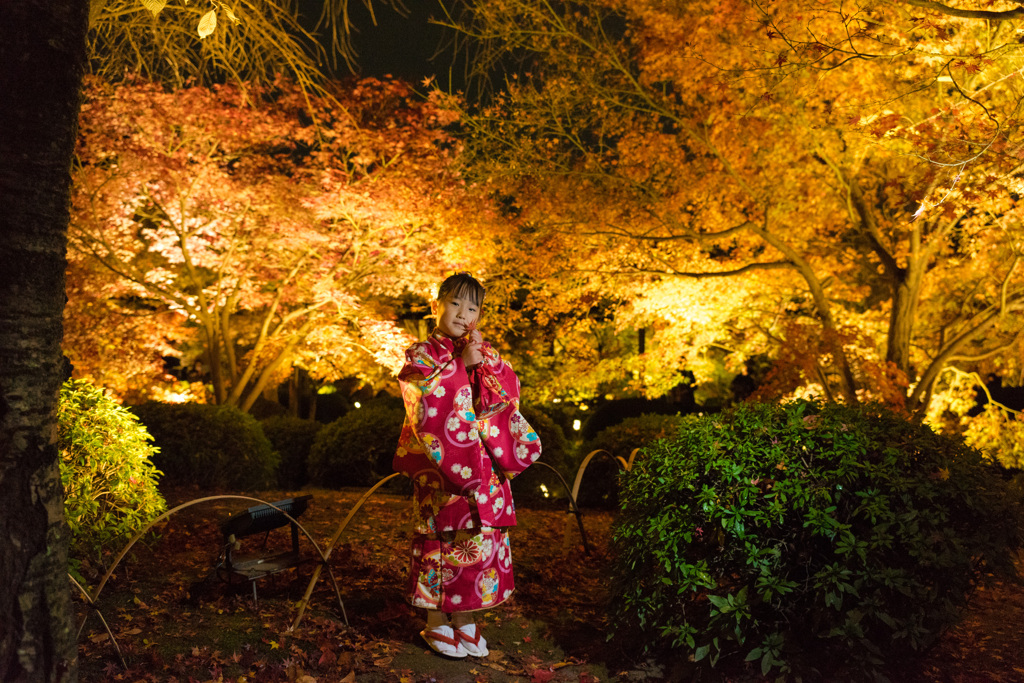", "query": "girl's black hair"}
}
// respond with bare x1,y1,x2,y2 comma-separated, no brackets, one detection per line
437,272,485,307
